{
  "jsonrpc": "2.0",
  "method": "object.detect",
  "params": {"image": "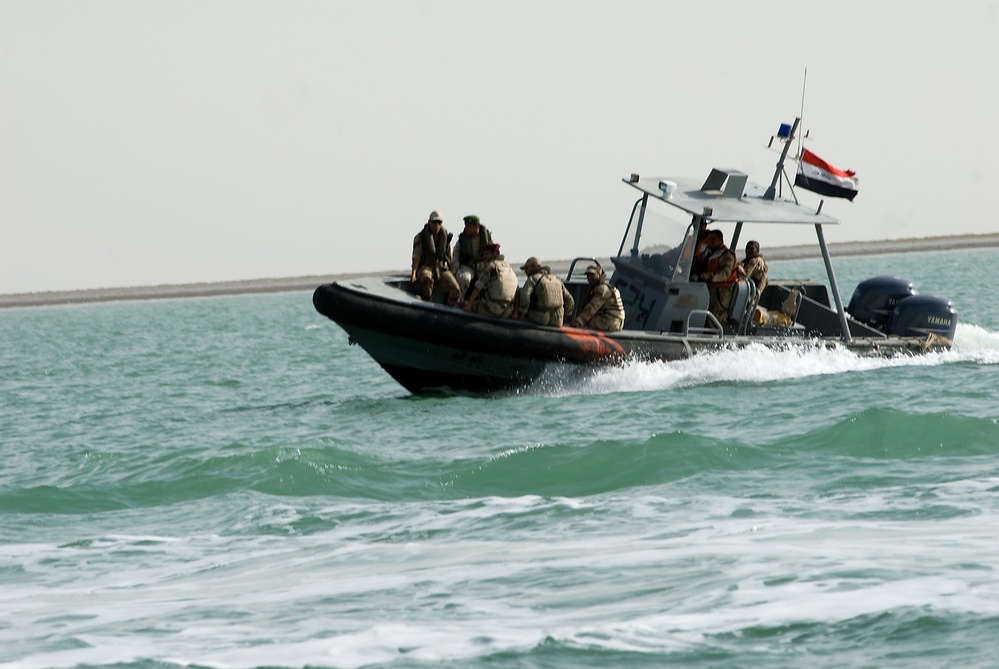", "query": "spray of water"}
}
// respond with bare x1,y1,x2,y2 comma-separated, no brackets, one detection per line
527,323,999,397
